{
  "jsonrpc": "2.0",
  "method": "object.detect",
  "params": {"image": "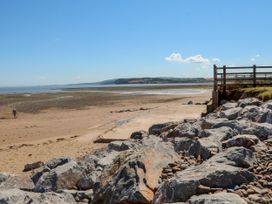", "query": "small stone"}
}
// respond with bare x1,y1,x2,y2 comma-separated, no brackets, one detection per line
248,194,262,203
162,168,172,173
259,179,268,187
234,189,247,197
256,166,262,172
239,184,247,190
250,186,262,194
197,185,211,194
260,188,269,195
168,163,177,168
167,173,174,177
247,188,255,194
172,167,181,172
179,164,188,170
